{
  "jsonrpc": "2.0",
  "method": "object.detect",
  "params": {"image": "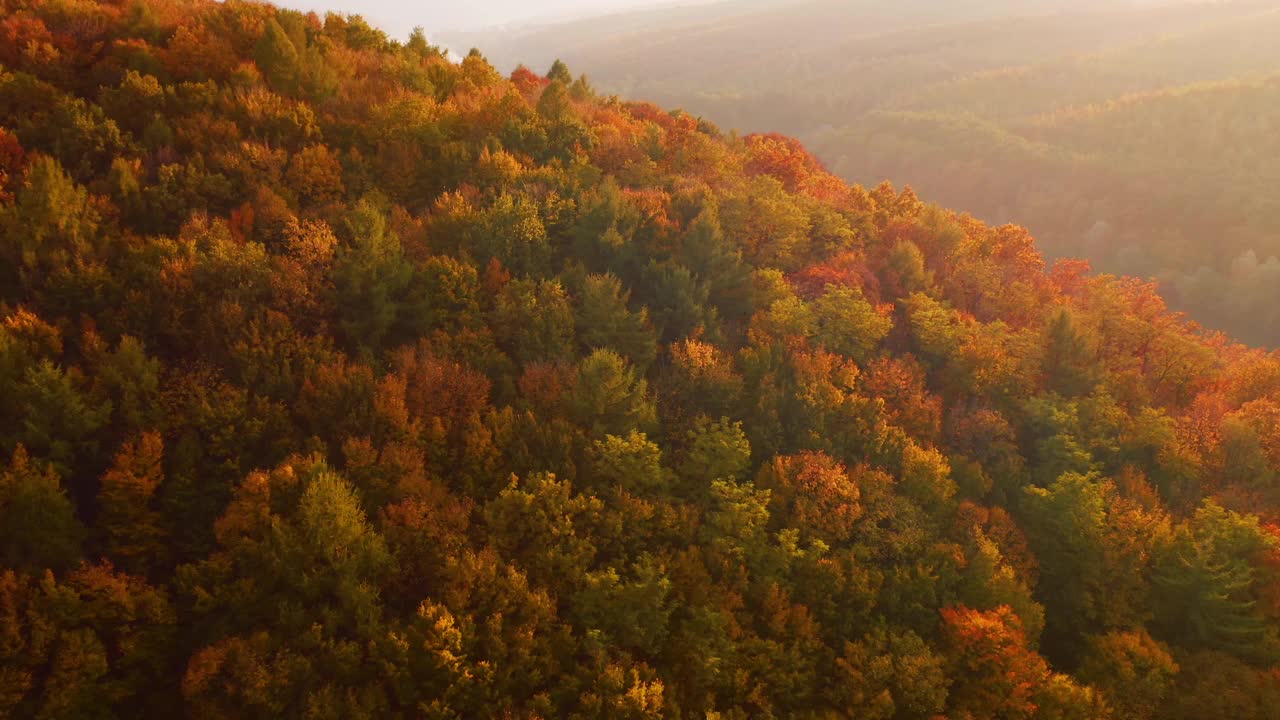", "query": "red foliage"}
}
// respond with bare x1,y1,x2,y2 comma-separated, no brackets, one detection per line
862,356,943,441
623,101,698,134
760,451,865,544
789,252,879,302
518,362,575,417
1048,258,1093,299
391,345,492,426
0,13,56,68
743,132,848,201
0,128,26,203
484,257,512,294
942,605,1048,719
510,65,549,95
